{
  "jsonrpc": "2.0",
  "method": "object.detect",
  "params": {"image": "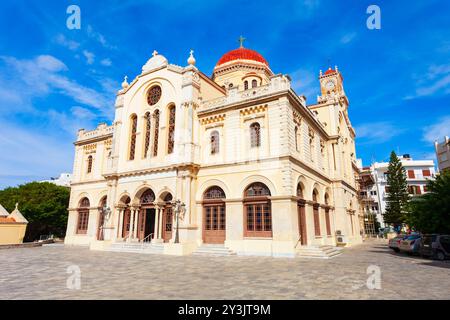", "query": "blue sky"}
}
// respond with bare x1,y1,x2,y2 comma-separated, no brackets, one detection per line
0,0,449,189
